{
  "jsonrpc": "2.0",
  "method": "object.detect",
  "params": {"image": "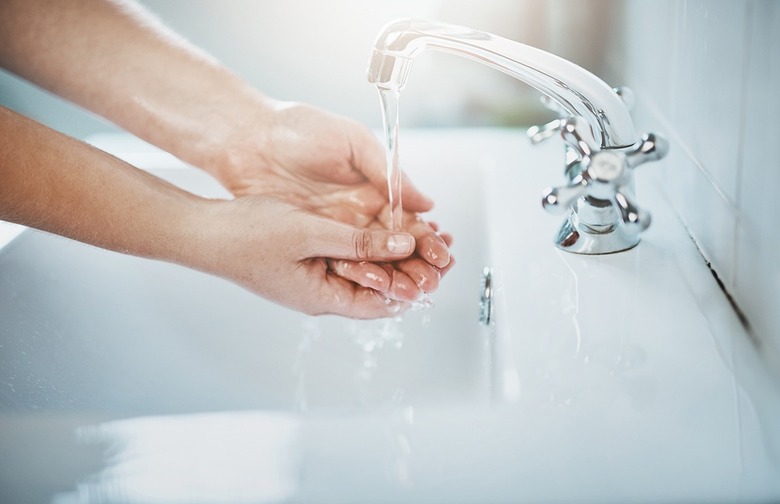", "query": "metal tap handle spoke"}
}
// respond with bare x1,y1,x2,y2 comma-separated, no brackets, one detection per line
527,115,597,153
560,117,597,158
613,186,651,232
542,175,588,214
527,118,565,145
625,133,670,169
